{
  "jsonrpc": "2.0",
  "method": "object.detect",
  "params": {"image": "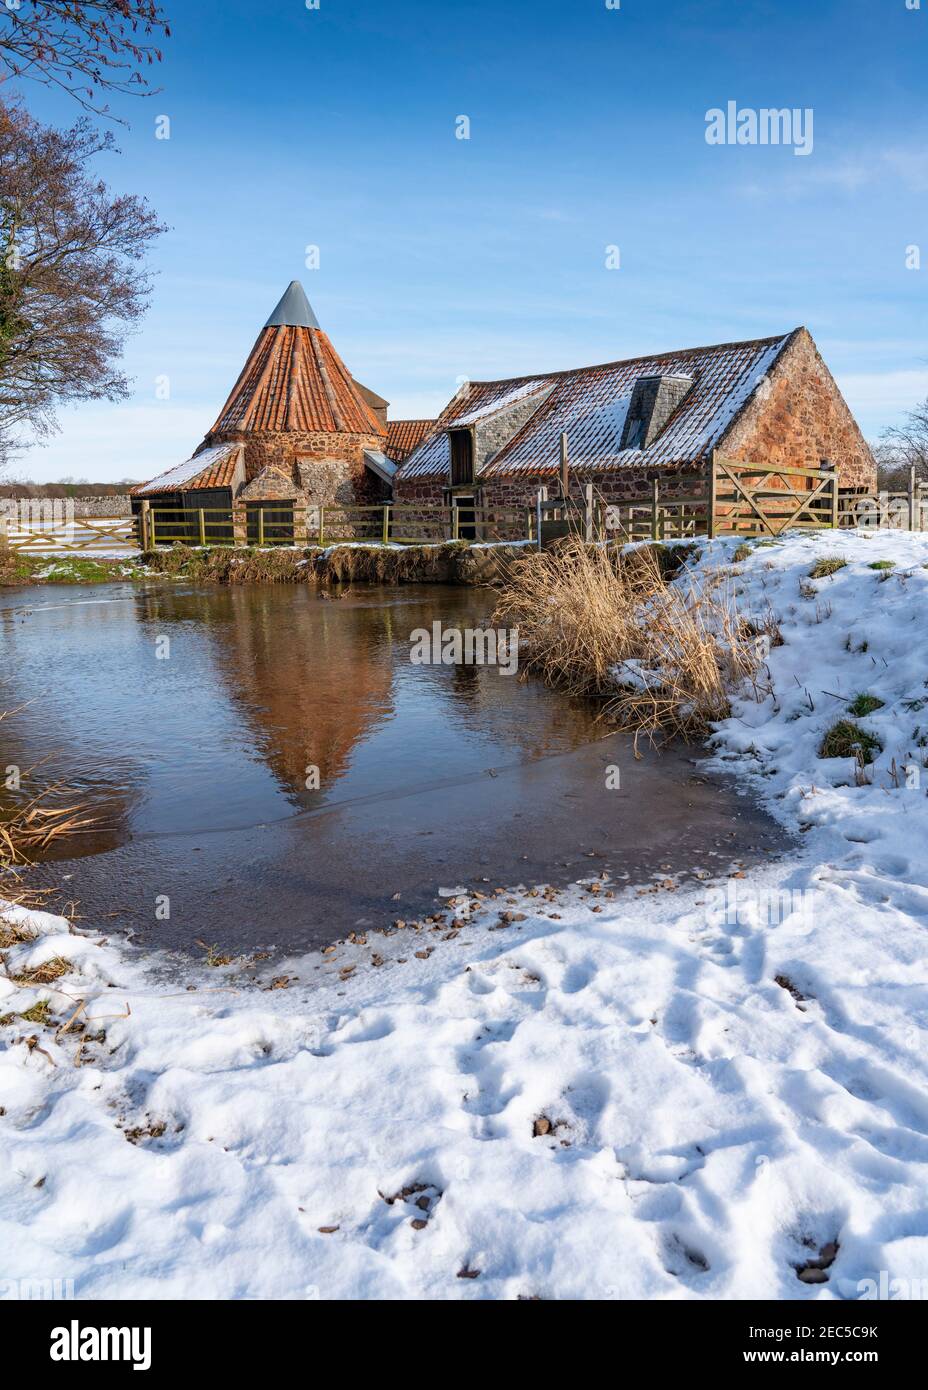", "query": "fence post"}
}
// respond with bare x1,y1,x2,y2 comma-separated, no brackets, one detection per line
707,453,718,539
828,464,839,530
0,506,8,551
584,483,594,543
319,507,325,548
140,499,151,551
150,509,157,548
382,505,390,544
198,508,206,547
257,507,265,547
452,502,459,541
650,477,660,541
909,466,917,532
